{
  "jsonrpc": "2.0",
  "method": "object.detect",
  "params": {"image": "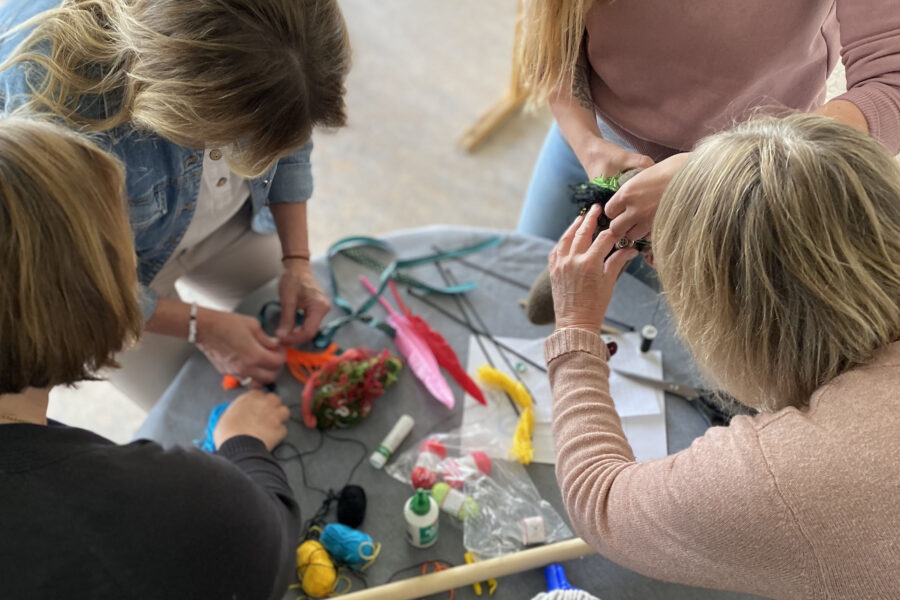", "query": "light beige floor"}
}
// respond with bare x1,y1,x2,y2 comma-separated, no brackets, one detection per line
47,1,851,443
